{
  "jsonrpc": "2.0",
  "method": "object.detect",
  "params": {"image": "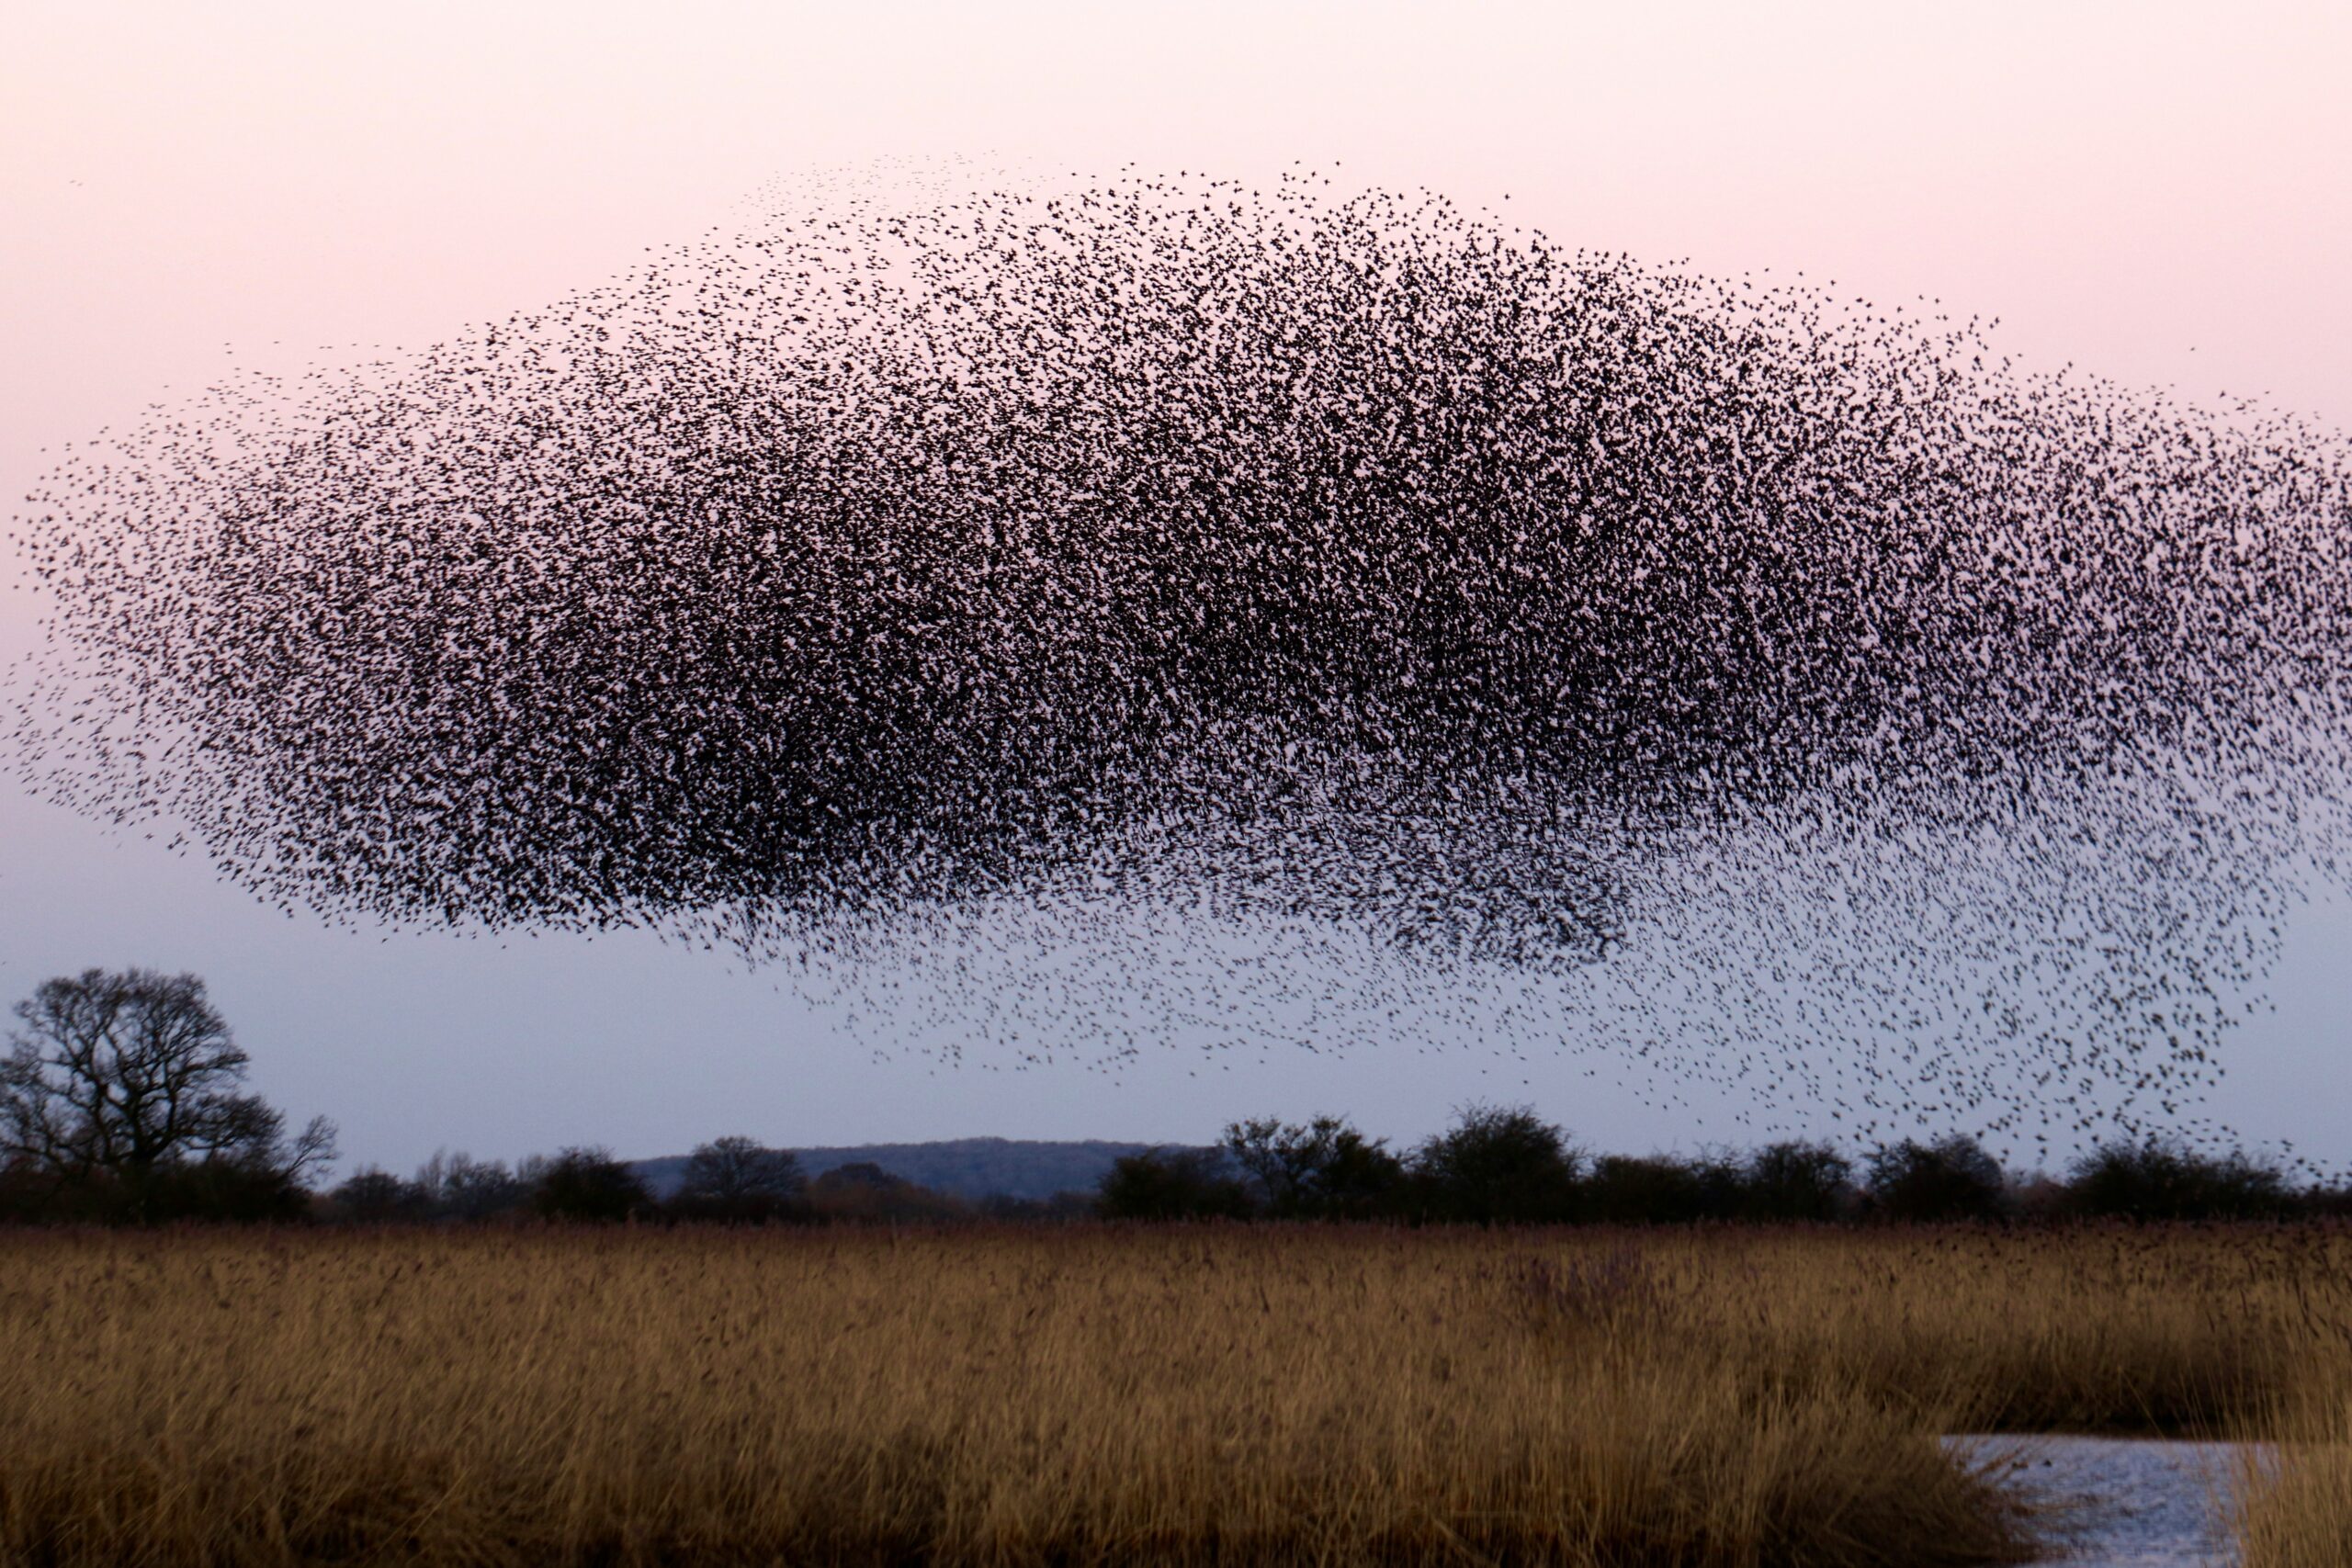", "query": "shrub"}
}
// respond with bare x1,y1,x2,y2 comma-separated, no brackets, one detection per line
1222,1115,1405,1219
1096,1148,1252,1220
2066,1139,2292,1221
1864,1136,2007,1222
807,1163,968,1224
669,1135,808,1224
1412,1104,1581,1224
1584,1155,1710,1225
329,1167,432,1223
531,1145,652,1223
1743,1141,1854,1222
141,1156,322,1223
414,1151,532,1222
